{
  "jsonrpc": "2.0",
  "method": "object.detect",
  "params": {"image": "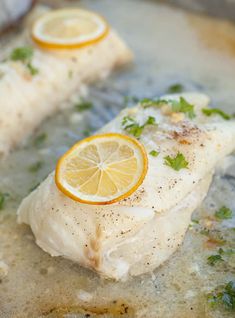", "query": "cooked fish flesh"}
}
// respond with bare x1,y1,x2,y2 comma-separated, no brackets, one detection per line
0,11,132,156
17,92,235,281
